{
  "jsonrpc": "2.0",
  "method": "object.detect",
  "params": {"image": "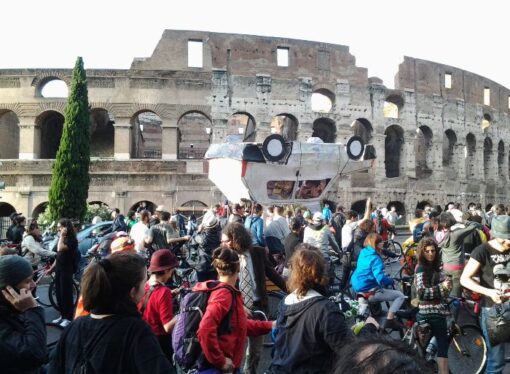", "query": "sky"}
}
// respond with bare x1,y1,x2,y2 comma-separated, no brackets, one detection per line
2,0,509,89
